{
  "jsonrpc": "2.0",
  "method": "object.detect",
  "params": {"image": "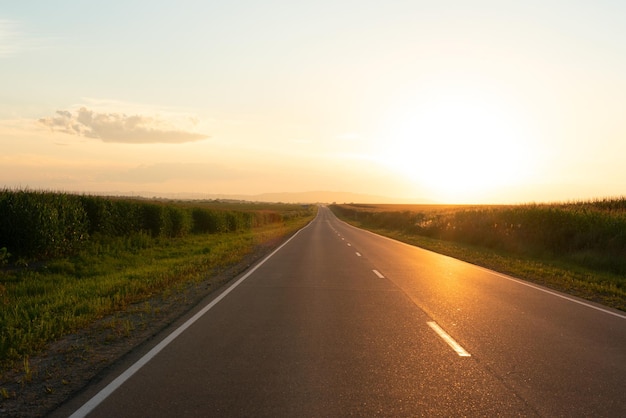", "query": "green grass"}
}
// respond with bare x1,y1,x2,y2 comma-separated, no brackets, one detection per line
330,202,626,312
0,206,315,370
